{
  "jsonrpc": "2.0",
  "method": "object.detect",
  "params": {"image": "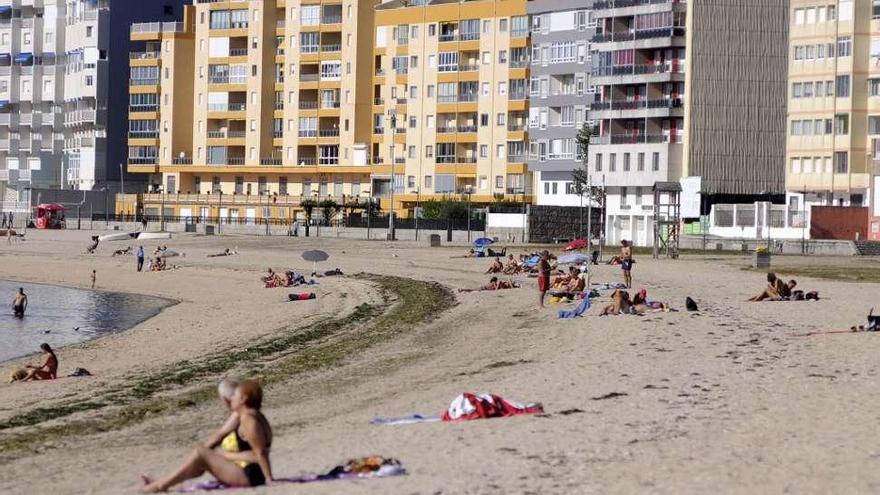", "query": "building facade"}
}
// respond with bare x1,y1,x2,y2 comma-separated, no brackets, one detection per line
786,0,871,214
371,0,531,214
0,0,184,207
526,0,597,208
590,0,788,246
